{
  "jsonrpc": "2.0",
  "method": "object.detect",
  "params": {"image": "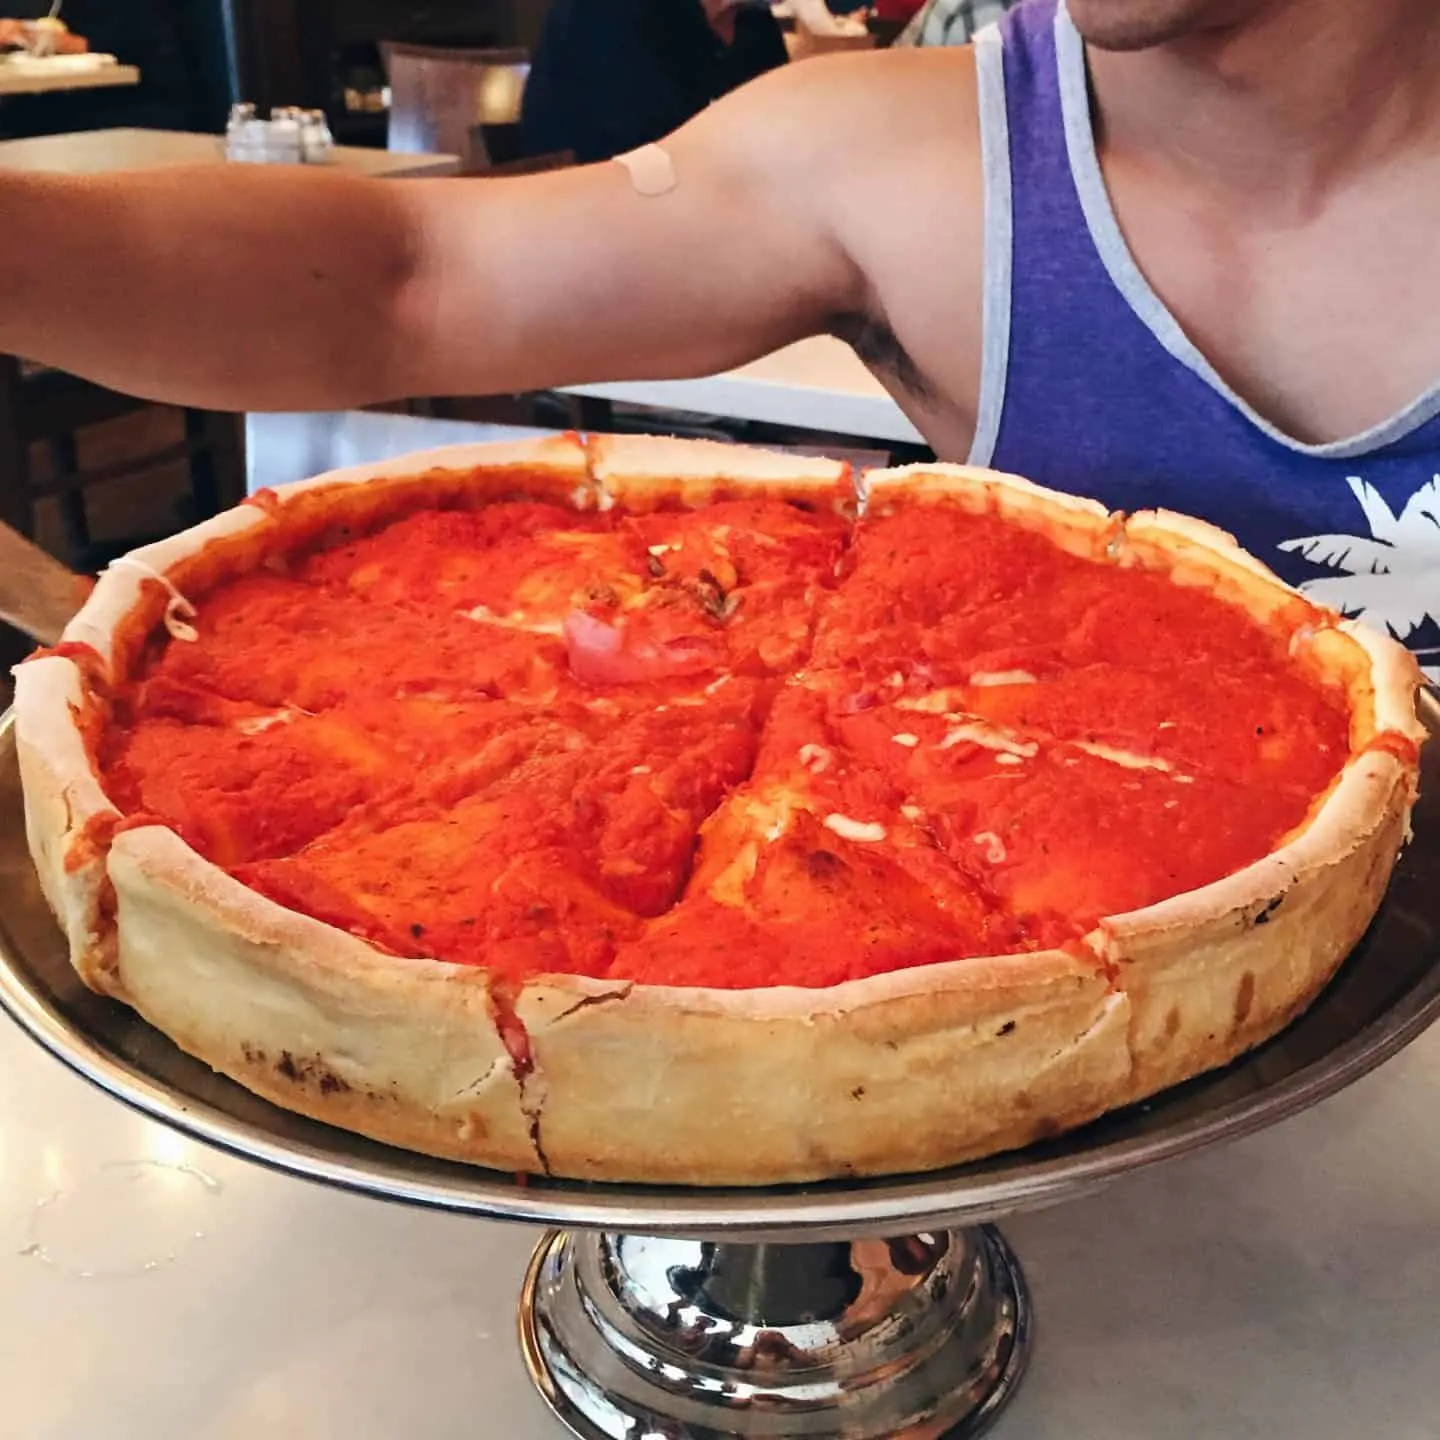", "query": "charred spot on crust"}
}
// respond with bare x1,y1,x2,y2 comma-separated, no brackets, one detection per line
553,986,634,1024
996,1021,1017,1038
529,1114,553,1177
410,922,426,939
1234,971,1257,1028
1253,894,1285,926
275,1050,351,1095
240,1042,266,1066
851,1085,866,1100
